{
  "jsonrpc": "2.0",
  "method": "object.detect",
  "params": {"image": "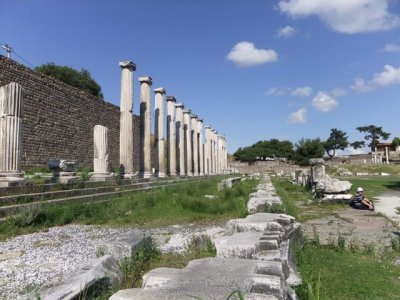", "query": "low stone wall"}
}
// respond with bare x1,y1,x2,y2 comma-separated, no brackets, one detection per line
0,55,140,170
